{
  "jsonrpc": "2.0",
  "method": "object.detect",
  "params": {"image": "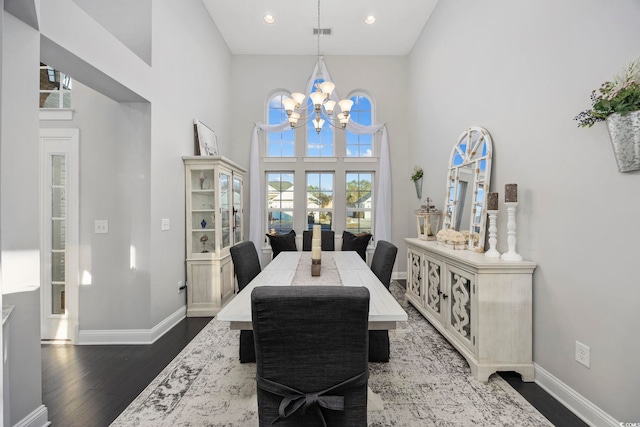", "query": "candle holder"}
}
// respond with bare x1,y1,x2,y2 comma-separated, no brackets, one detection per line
311,259,321,276
501,202,523,261
485,210,500,258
